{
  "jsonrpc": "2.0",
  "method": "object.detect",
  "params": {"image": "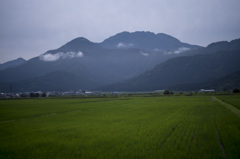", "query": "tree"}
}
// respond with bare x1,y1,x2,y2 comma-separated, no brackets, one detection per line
233,88,240,93
163,89,170,95
30,92,41,97
30,92,35,97
41,92,46,97
164,89,173,95
35,93,40,97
